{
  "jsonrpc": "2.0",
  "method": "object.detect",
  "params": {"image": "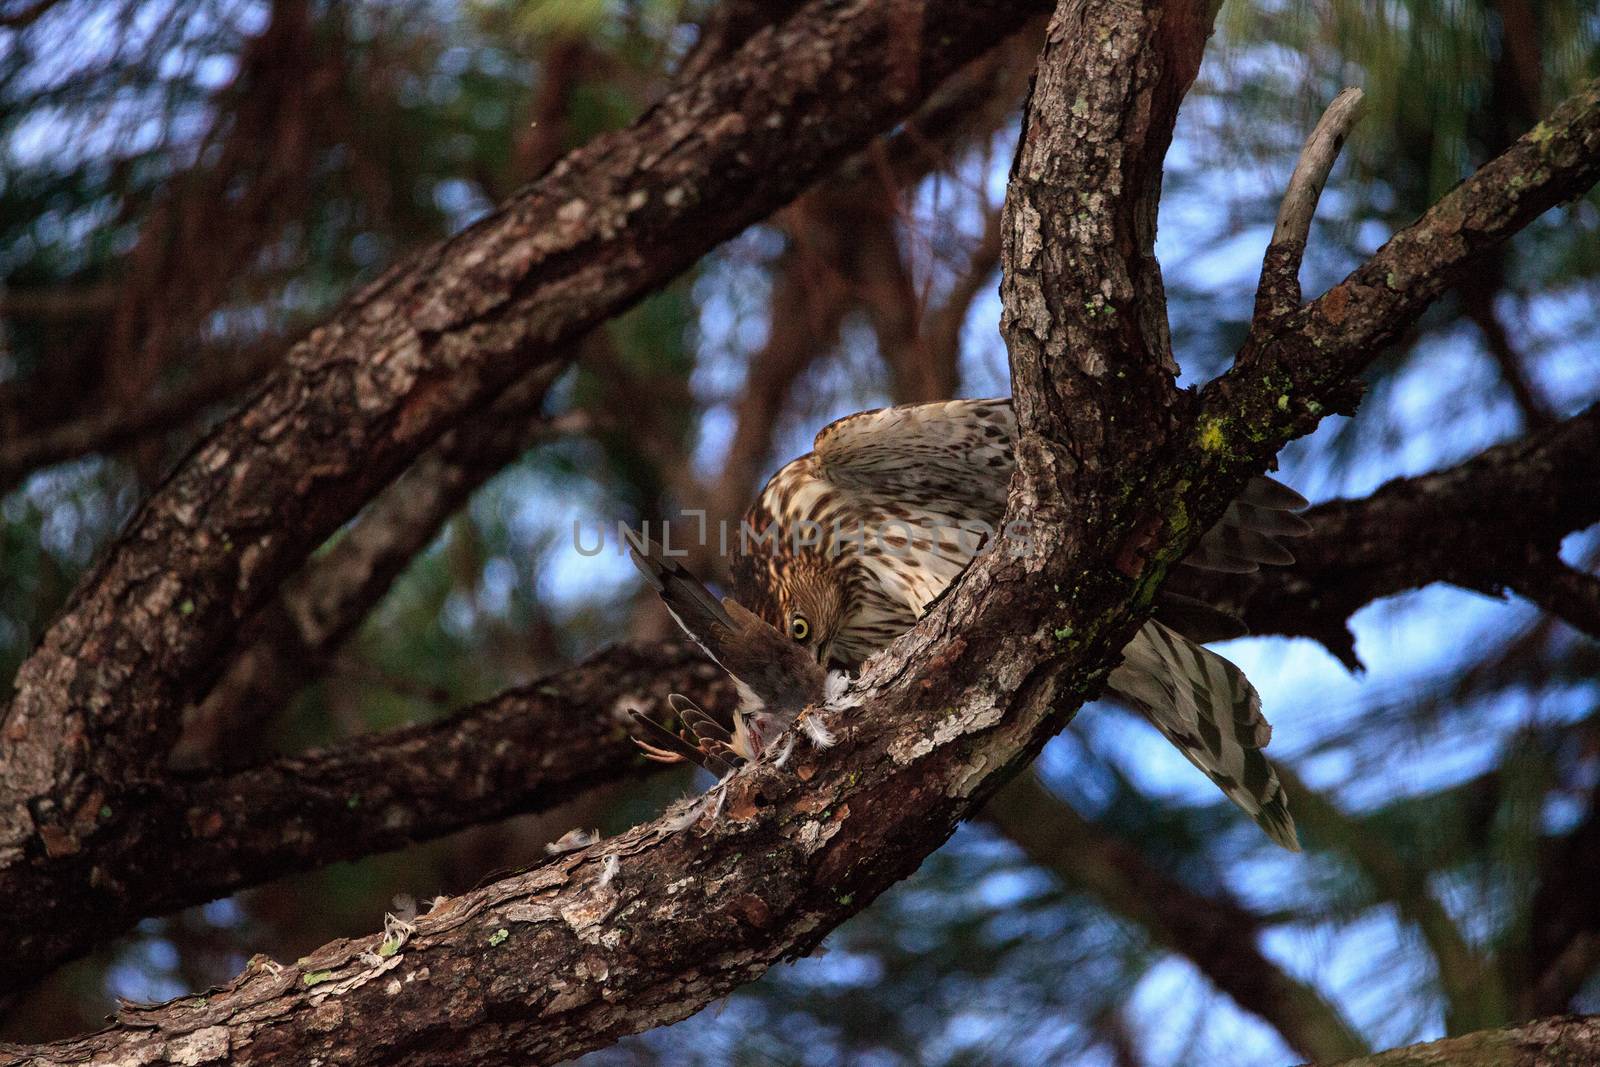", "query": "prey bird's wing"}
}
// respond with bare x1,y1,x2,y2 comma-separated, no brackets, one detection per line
628,538,823,725
628,707,737,777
